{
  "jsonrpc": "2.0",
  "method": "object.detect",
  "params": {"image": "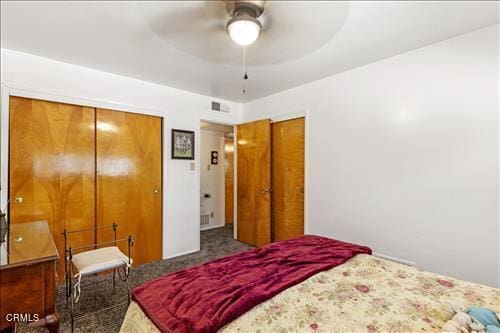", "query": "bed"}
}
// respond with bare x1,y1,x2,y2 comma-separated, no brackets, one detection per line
120,236,499,333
